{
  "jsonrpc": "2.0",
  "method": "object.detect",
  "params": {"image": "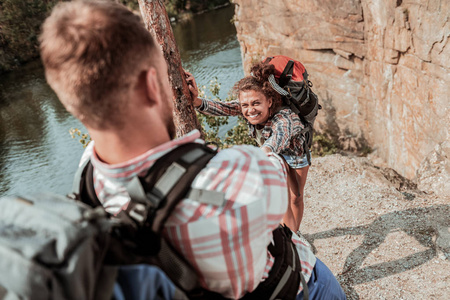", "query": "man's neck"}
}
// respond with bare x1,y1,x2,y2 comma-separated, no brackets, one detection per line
88,125,171,165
